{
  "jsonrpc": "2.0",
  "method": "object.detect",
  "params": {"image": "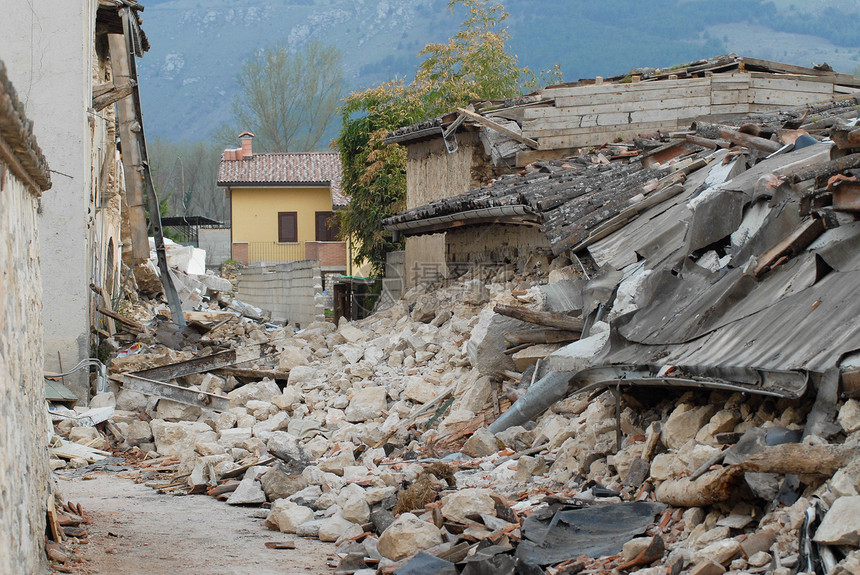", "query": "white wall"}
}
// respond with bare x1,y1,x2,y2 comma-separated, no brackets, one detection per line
0,1,97,400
